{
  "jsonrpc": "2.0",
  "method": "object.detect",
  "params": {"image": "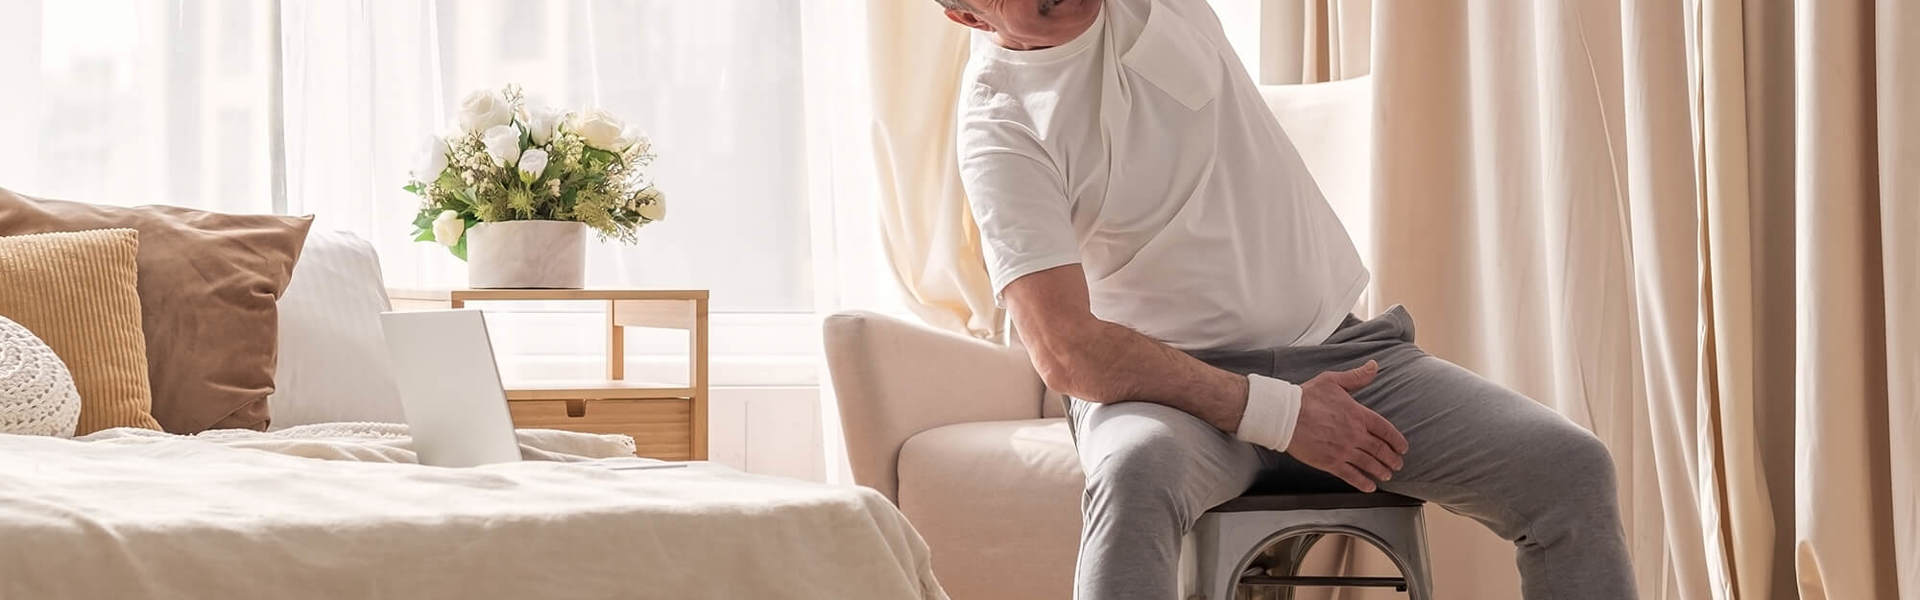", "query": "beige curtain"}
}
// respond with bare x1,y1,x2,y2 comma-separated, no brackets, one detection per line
1878,3,1920,595
1369,0,1917,599
1367,2,1700,596
1259,0,1372,84
866,1,1002,339
1778,1,1913,597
